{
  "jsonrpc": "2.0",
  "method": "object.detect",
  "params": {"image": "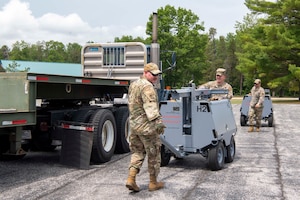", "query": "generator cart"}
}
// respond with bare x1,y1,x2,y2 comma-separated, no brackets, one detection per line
240,89,274,127
159,84,237,171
